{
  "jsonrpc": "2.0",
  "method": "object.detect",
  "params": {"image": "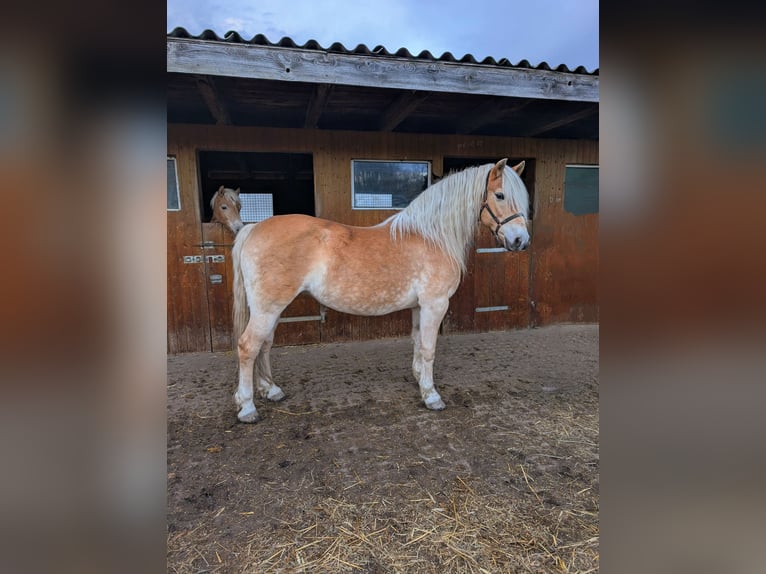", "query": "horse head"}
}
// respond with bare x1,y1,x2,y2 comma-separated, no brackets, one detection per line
479,159,530,251
210,186,244,234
